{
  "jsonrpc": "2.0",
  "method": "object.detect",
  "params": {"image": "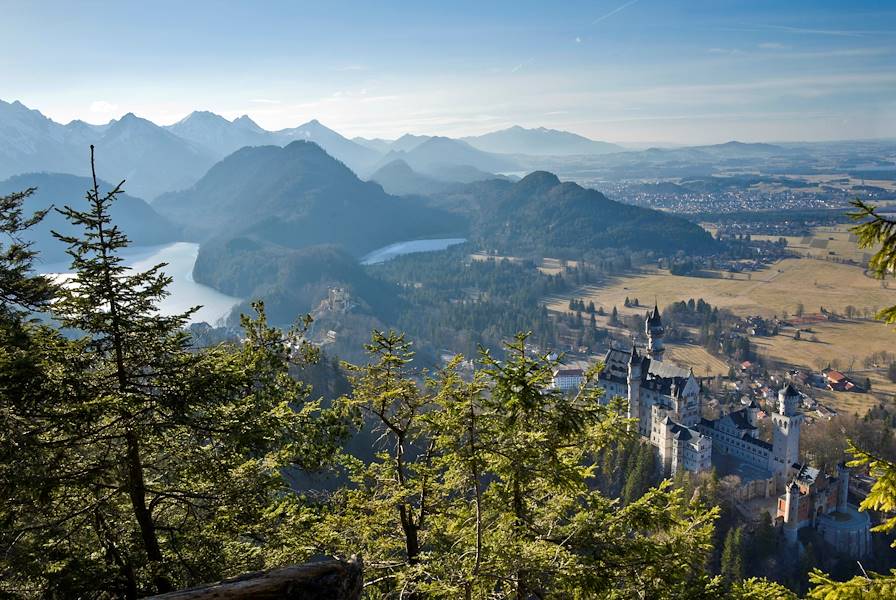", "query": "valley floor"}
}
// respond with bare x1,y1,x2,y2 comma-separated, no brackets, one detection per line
541,255,896,416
